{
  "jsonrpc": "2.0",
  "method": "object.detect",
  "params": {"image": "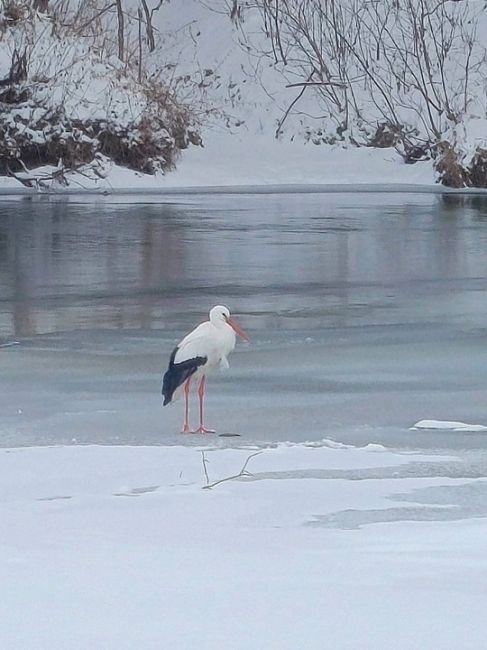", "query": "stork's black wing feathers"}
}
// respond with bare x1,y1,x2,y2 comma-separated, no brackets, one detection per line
162,346,207,405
